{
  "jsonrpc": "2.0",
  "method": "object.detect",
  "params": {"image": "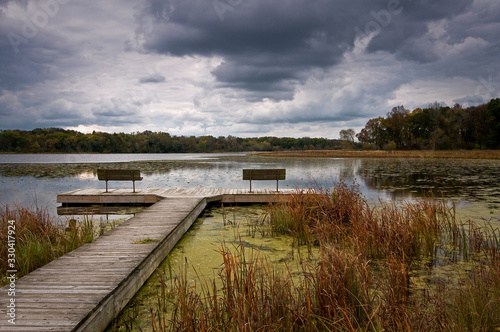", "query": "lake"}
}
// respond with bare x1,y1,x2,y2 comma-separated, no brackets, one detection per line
0,153,499,225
